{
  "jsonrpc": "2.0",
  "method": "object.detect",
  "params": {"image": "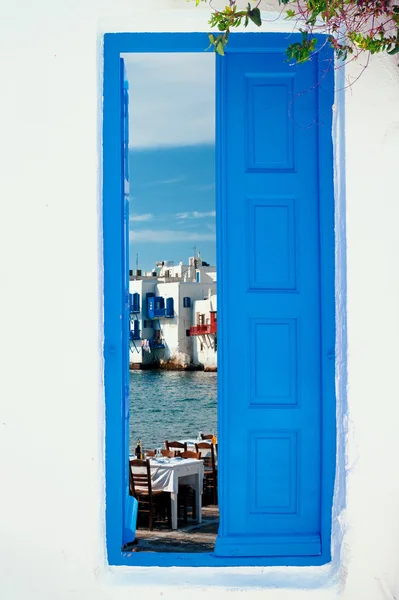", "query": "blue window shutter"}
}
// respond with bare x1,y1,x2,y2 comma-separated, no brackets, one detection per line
129,292,140,313
215,36,335,561
147,294,155,319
